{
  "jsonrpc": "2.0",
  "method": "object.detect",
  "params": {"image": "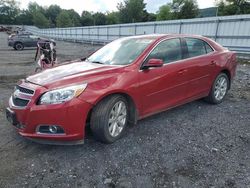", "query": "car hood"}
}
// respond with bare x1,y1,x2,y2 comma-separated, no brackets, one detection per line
26,61,122,88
